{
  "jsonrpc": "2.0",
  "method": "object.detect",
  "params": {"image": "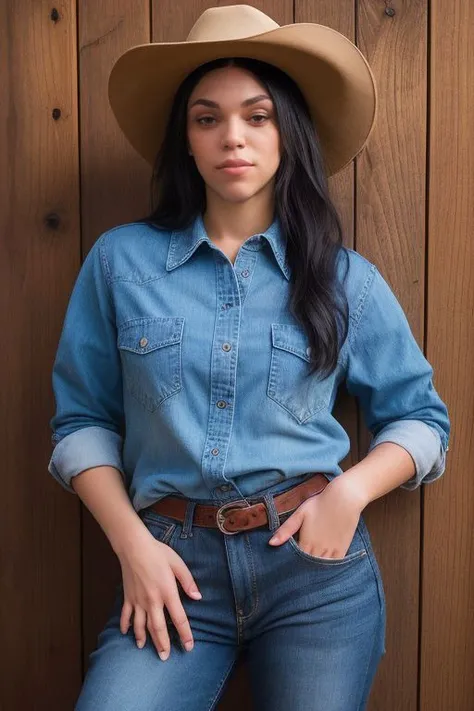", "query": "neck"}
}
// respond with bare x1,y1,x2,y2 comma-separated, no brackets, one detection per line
202,188,275,245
